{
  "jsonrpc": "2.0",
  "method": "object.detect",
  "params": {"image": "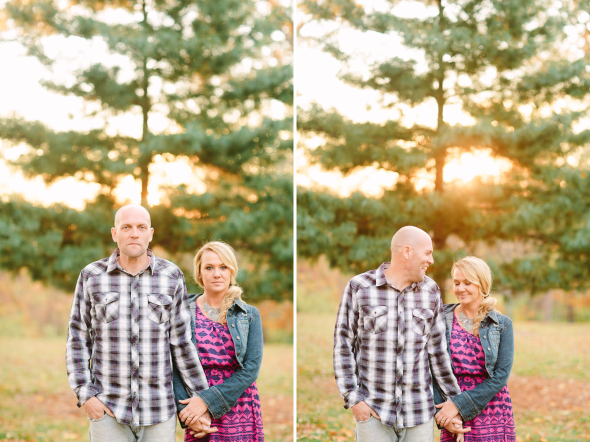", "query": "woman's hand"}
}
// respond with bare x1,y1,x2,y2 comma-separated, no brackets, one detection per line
435,400,460,427
179,395,208,424
442,415,471,438
188,411,218,438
